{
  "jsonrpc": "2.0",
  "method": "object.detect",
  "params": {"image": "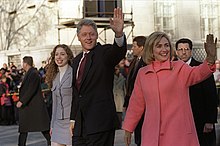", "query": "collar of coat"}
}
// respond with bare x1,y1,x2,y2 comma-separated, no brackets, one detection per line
144,60,173,73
